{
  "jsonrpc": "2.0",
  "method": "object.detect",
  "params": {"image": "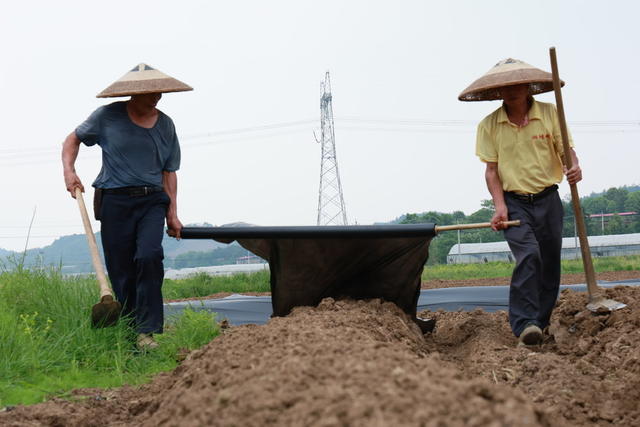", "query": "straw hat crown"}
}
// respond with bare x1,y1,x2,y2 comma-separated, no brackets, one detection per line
97,63,193,98
458,58,563,102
